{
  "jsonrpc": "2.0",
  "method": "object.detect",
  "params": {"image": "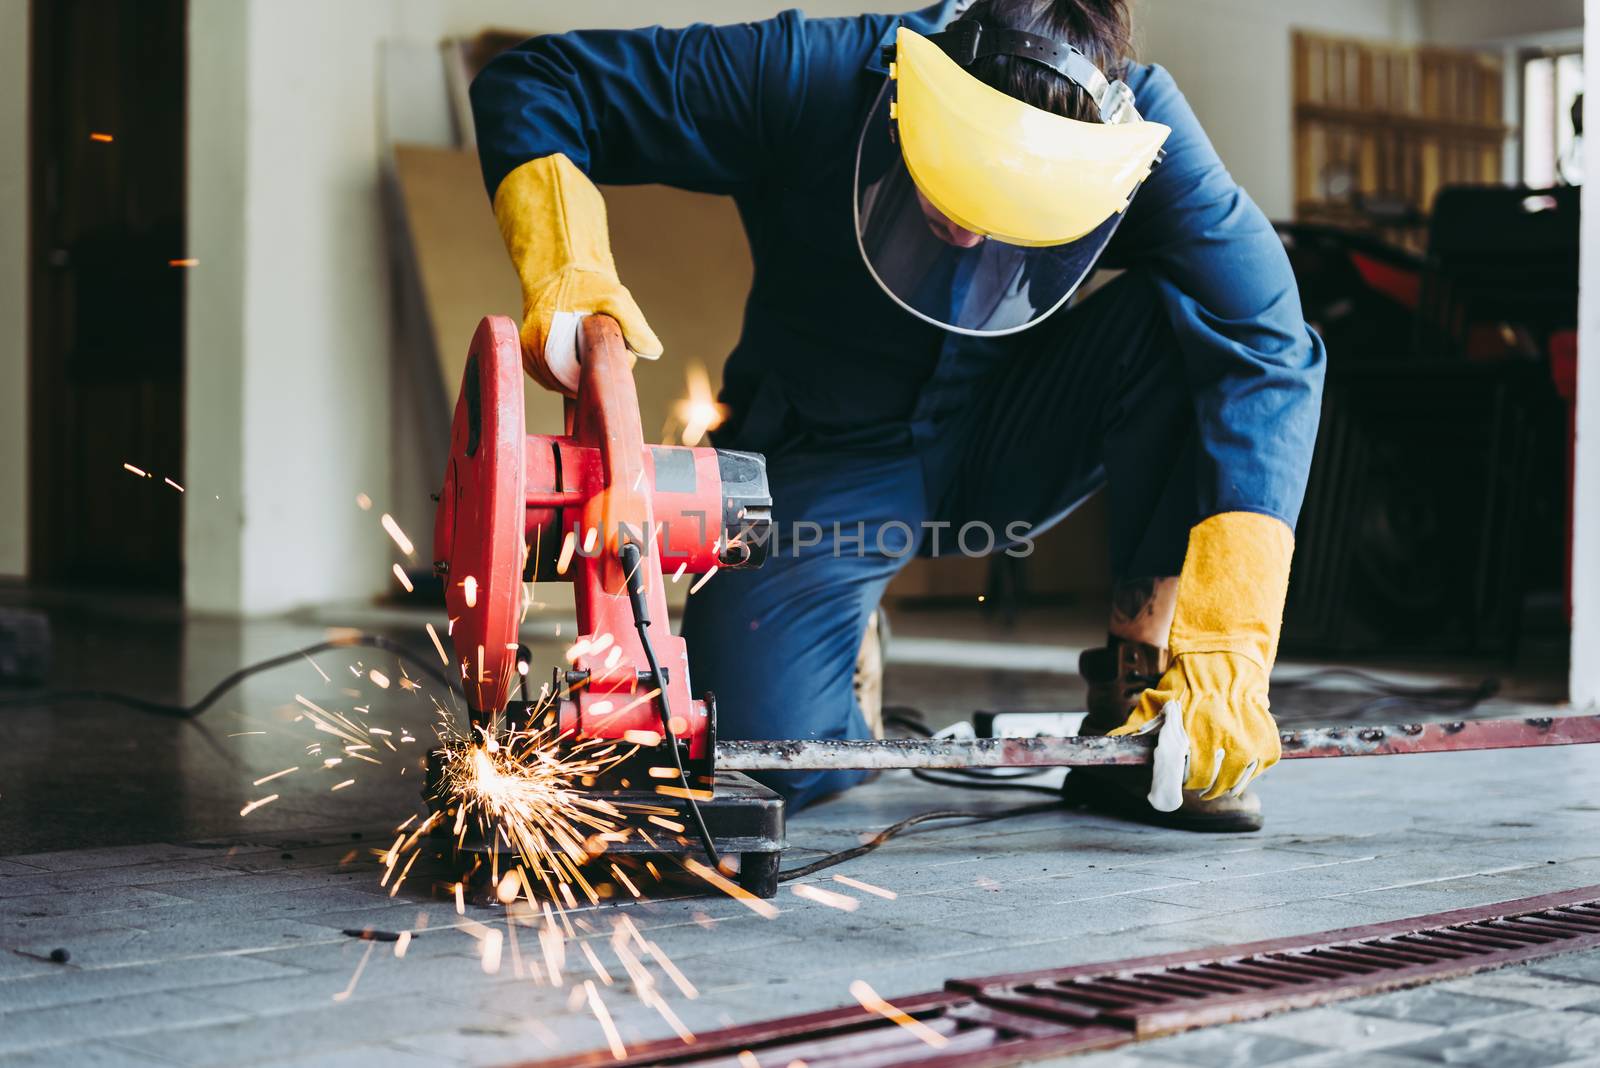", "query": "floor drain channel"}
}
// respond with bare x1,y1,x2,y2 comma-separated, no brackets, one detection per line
517,885,1600,1068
